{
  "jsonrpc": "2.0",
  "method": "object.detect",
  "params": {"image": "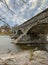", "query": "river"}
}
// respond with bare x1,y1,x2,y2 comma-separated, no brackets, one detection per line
0,35,48,53
0,35,21,54
0,35,48,65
